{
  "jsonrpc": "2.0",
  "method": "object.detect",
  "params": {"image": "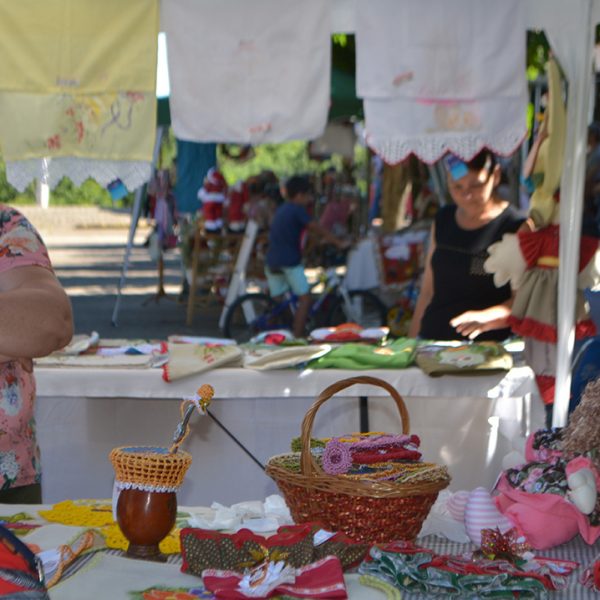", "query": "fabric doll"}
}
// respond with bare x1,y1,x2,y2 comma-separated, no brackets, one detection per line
491,381,600,549
484,57,600,407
